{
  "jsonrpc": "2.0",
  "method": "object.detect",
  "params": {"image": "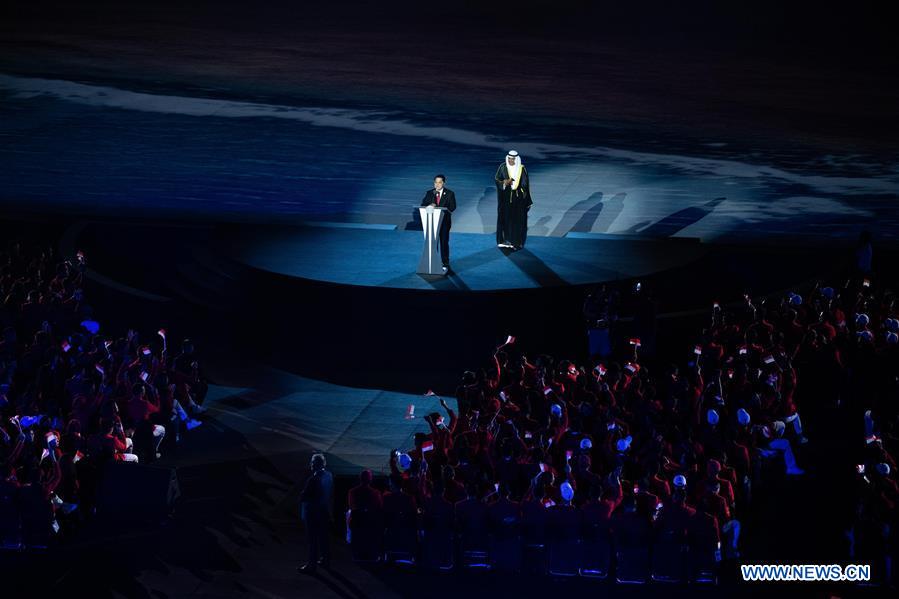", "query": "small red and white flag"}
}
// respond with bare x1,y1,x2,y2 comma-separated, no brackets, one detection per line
497,335,516,350
763,355,775,365
629,338,641,347
141,346,152,356
404,404,415,419
61,340,71,353
157,329,167,340
625,362,640,374
421,440,434,453
140,371,149,382
693,345,702,355
95,364,105,375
